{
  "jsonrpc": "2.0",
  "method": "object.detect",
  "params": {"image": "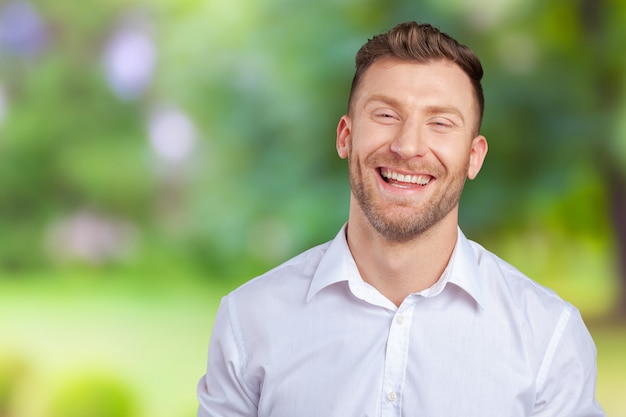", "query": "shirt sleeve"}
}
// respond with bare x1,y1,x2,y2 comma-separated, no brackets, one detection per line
197,295,259,417
531,305,605,417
